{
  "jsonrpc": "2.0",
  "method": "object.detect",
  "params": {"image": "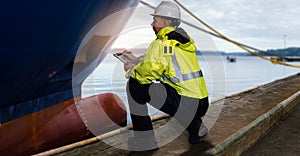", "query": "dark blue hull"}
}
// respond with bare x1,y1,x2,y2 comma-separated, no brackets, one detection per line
0,0,138,123
0,0,138,155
